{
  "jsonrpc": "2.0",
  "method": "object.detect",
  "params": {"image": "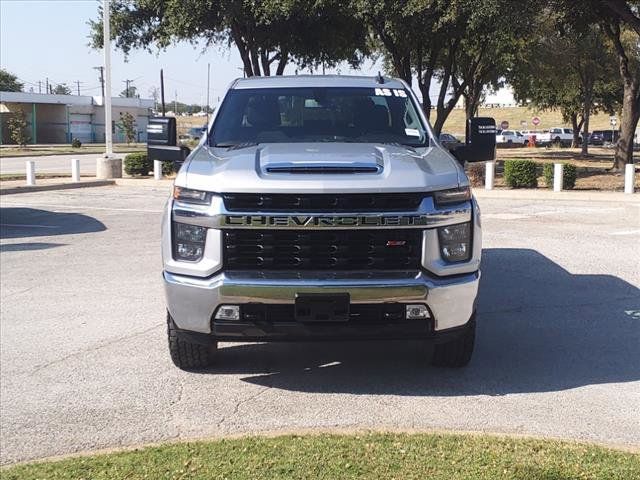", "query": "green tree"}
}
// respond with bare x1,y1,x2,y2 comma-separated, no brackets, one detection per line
0,69,23,92
53,83,72,95
117,112,137,144
509,15,622,154
359,0,537,134
119,85,138,98
89,0,369,77
7,110,30,147
553,0,640,169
